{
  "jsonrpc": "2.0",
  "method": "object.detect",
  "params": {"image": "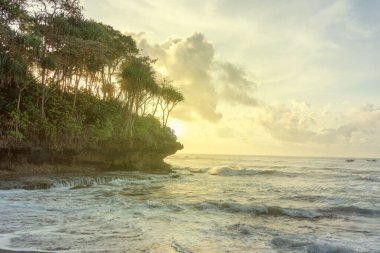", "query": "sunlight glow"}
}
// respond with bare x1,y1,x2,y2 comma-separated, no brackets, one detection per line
168,120,184,138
